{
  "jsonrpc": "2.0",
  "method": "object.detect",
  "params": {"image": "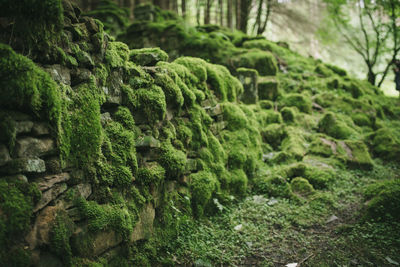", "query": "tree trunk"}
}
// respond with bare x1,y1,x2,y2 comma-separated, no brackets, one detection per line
197,0,201,25
182,0,187,18
239,0,251,33
172,0,178,13
219,0,223,26
235,0,241,30
204,0,213,24
258,0,271,35
227,0,233,29
253,0,264,34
